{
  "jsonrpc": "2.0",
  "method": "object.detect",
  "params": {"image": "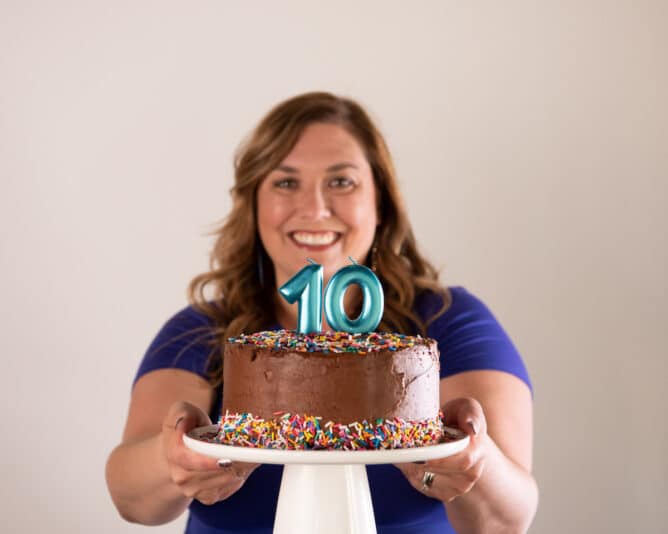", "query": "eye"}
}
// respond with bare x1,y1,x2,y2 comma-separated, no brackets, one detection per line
273,177,299,189
328,176,355,189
